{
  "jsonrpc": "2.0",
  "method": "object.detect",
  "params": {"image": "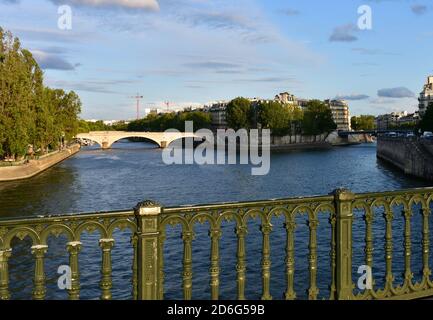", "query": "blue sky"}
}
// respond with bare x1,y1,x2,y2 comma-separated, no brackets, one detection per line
1,0,432,120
